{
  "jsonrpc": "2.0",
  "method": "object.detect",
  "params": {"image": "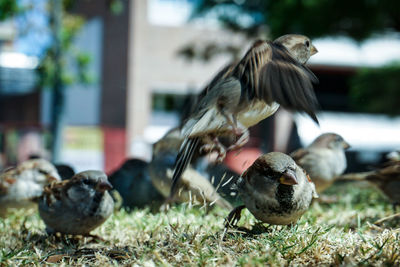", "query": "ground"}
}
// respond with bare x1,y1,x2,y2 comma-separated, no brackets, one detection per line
0,181,399,266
